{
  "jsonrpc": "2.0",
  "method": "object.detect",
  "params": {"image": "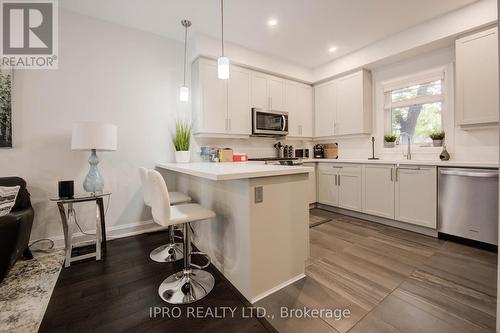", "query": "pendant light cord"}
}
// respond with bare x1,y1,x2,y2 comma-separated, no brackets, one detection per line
183,23,188,86
221,0,224,57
